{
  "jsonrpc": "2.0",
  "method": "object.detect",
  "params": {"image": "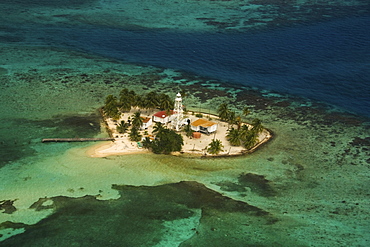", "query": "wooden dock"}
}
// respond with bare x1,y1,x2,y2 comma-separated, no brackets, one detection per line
42,138,114,143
